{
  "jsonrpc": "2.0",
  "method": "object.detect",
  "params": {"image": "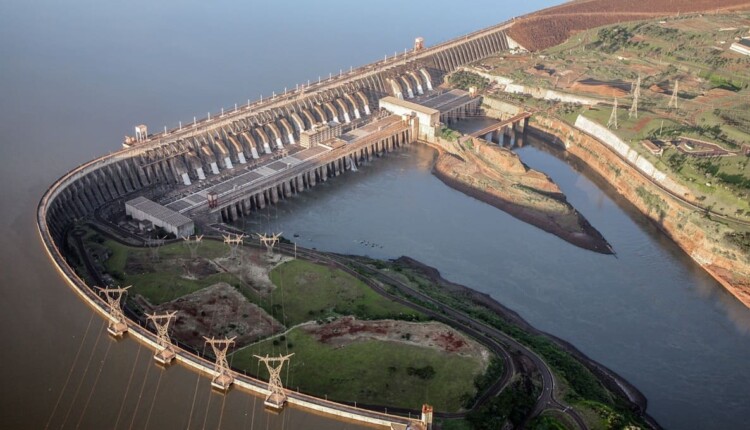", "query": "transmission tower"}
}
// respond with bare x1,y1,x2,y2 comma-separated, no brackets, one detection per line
182,234,204,260
607,98,619,130
146,236,165,260
96,286,131,337
257,232,282,257
223,234,245,260
254,353,294,410
668,79,680,110
146,311,178,365
204,336,236,391
629,75,641,119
